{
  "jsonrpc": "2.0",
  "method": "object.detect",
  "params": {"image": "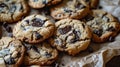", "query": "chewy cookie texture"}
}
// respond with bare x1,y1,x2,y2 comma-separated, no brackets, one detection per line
49,19,92,56
50,0,90,20
28,0,62,9
13,14,55,44
23,42,58,66
0,0,29,23
83,10,120,42
0,37,25,67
